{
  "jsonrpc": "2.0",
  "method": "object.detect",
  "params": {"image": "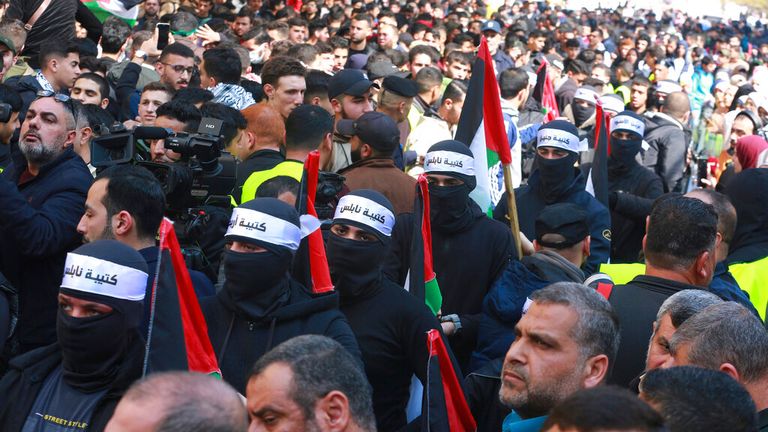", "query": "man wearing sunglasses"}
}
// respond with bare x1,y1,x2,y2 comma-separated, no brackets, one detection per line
0,93,92,355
